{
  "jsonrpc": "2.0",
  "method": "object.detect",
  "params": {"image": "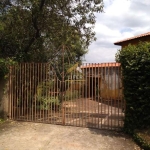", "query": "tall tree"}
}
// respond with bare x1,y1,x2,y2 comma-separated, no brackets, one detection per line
0,0,104,62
